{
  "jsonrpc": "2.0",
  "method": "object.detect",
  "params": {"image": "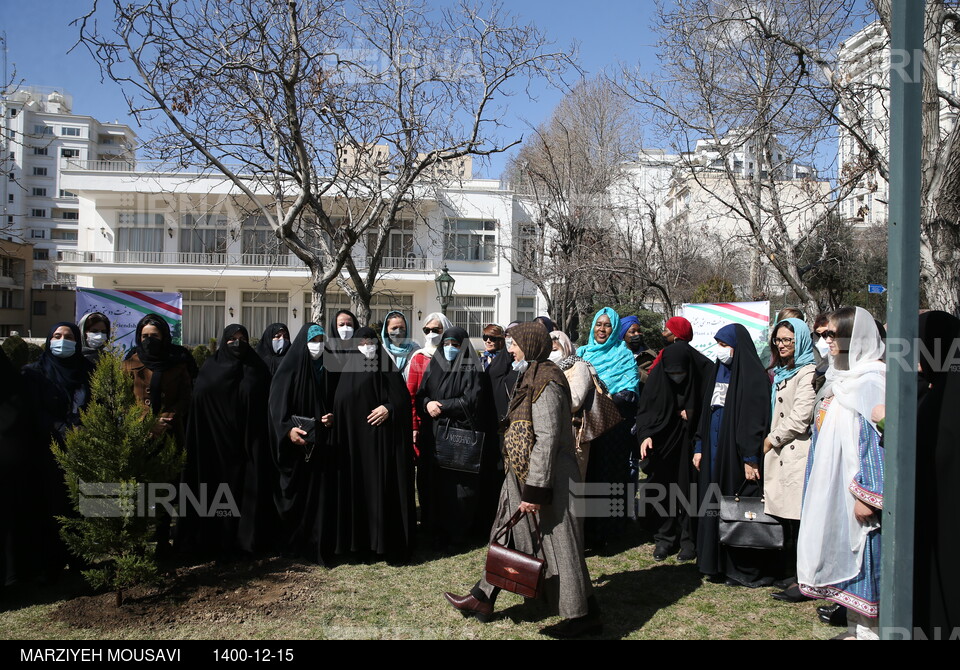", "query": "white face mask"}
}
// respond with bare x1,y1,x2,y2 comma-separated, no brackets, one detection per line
388,328,406,342
307,342,323,360
815,339,830,357
86,332,107,349
548,350,563,364
716,347,733,365
358,344,378,360
511,359,529,374
424,332,442,347
338,325,354,340
273,338,289,354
